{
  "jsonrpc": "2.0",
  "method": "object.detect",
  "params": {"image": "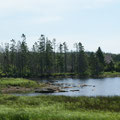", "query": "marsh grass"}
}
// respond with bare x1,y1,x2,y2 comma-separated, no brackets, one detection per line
0,95,120,120
46,72,120,78
0,78,120,119
0,78,38,88
102,72,120,77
